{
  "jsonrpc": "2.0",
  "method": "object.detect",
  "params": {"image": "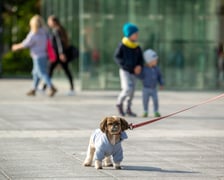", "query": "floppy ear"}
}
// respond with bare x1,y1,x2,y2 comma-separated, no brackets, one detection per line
120,118,129,131
100,117,108,133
